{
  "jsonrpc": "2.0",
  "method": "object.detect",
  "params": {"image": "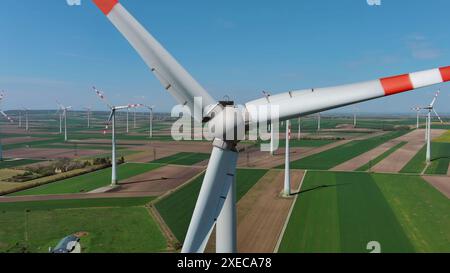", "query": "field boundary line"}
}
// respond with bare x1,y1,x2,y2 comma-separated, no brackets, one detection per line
274,169,307,253
147,204,179,251
151,169,206,204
